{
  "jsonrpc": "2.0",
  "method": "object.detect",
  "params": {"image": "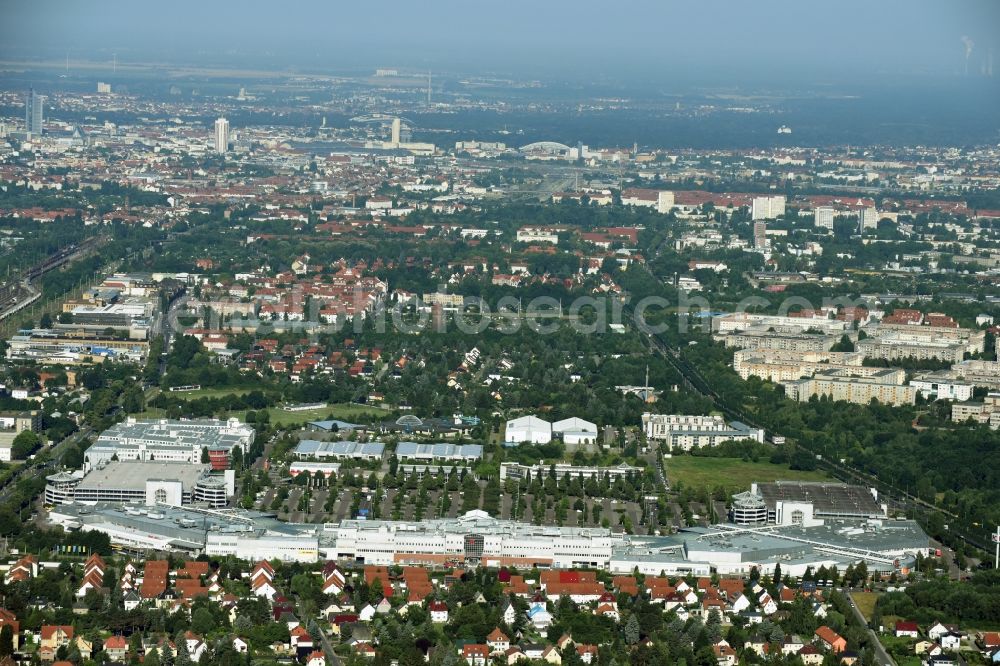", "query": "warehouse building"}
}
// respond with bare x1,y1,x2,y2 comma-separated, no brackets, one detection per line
395,442,483,463
293,440,385,461
551,417,599,445
504,415,552,445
